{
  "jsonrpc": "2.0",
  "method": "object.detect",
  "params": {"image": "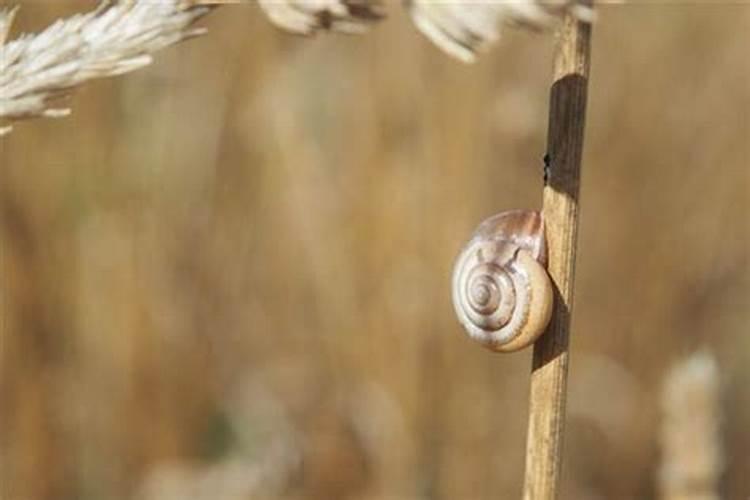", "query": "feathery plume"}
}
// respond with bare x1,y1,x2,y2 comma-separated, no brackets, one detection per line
257,0,385,35
0,0,595,135
259,0,593,63
406,0,594,63
0,1,218,135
